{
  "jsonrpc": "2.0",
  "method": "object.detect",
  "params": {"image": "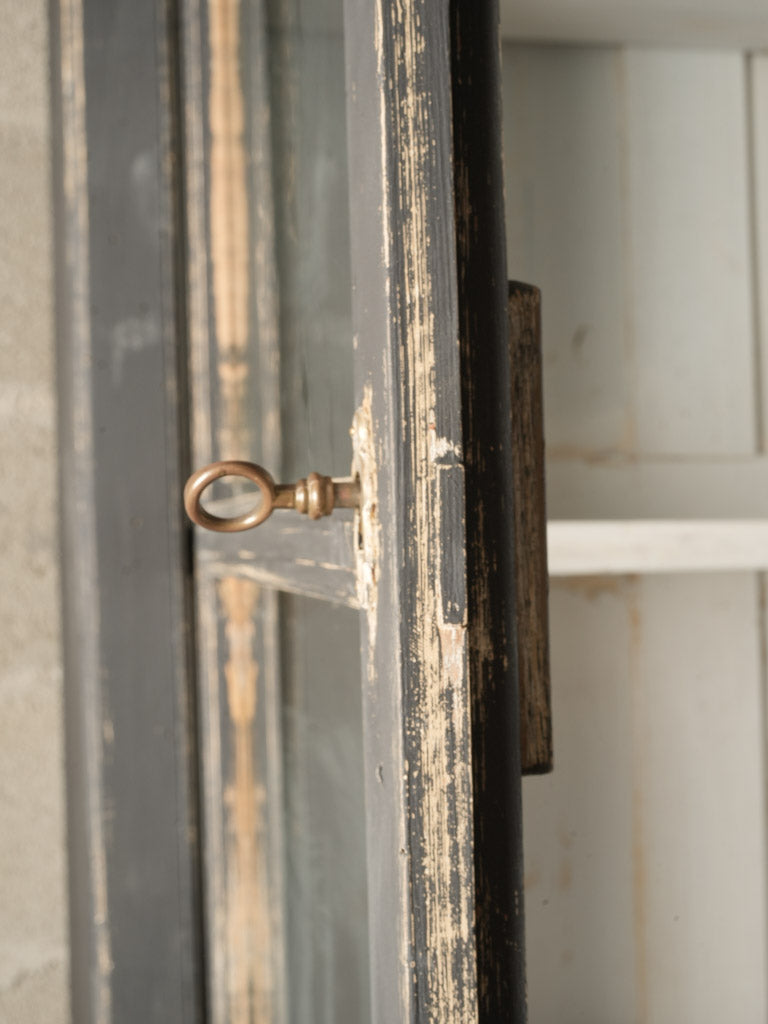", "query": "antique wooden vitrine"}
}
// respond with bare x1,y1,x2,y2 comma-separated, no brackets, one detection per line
51,1,526,1022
